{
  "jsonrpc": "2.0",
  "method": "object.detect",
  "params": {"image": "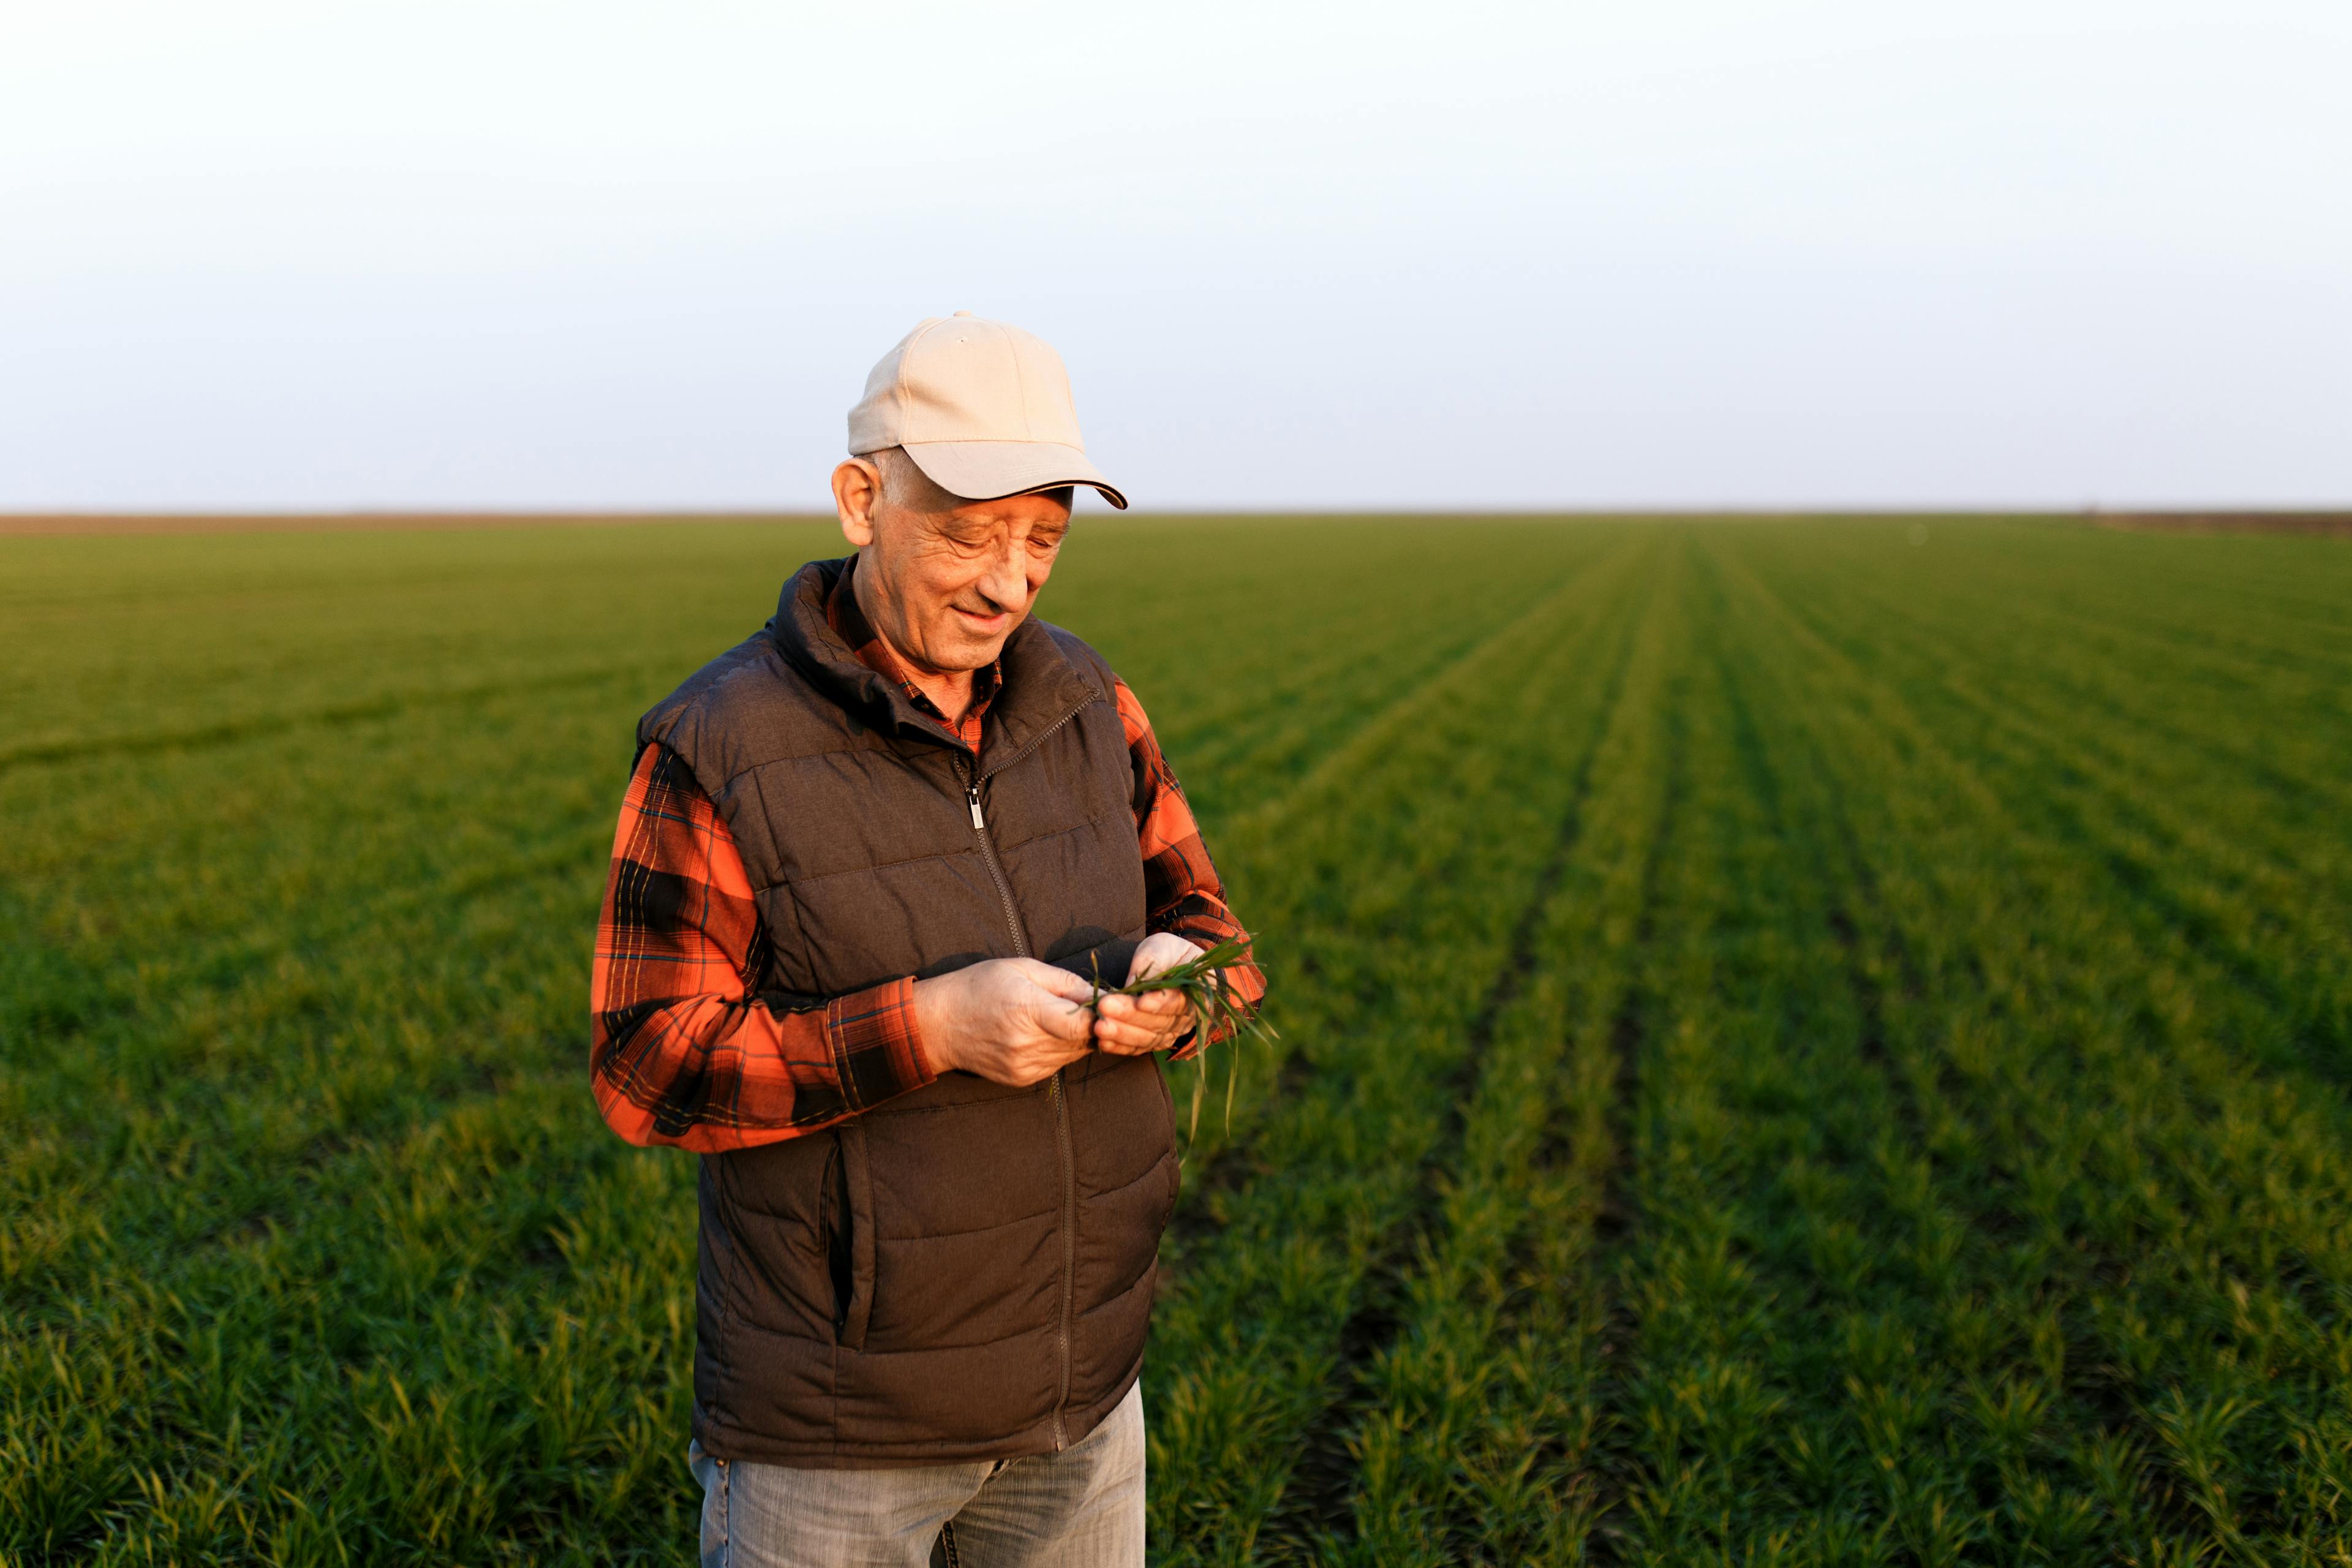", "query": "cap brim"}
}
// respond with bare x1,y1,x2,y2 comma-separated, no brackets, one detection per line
900,440,1128,511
